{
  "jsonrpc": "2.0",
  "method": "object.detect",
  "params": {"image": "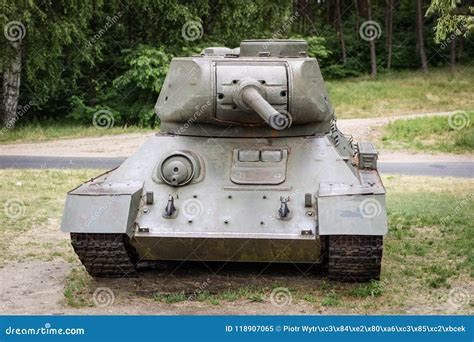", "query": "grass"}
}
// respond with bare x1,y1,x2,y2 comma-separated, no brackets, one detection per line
0,170,472,312
0,169,99,264
381,111,473,153
327,66,474,119
64,268,93,308
0,123,154,144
